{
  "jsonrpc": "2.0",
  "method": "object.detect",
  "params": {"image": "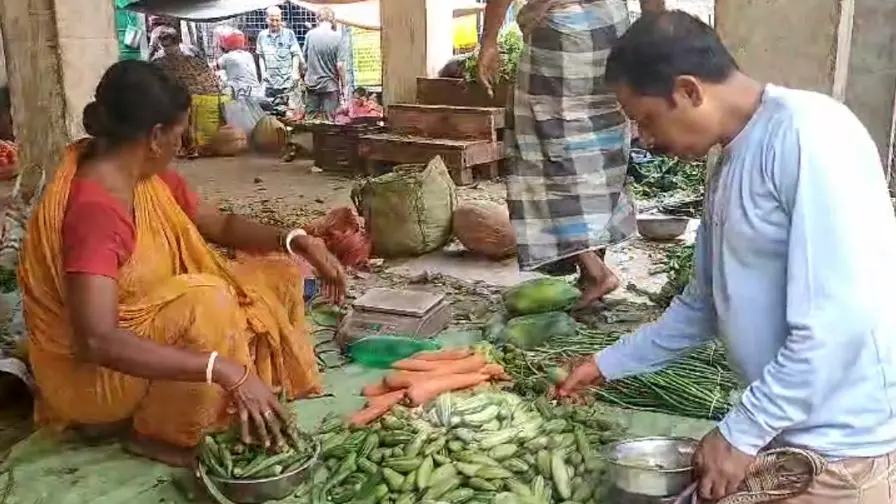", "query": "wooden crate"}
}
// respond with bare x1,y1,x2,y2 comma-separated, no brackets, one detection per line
416,77,511,108
387,104,505,142
357,133,503,186
310,121,386,173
